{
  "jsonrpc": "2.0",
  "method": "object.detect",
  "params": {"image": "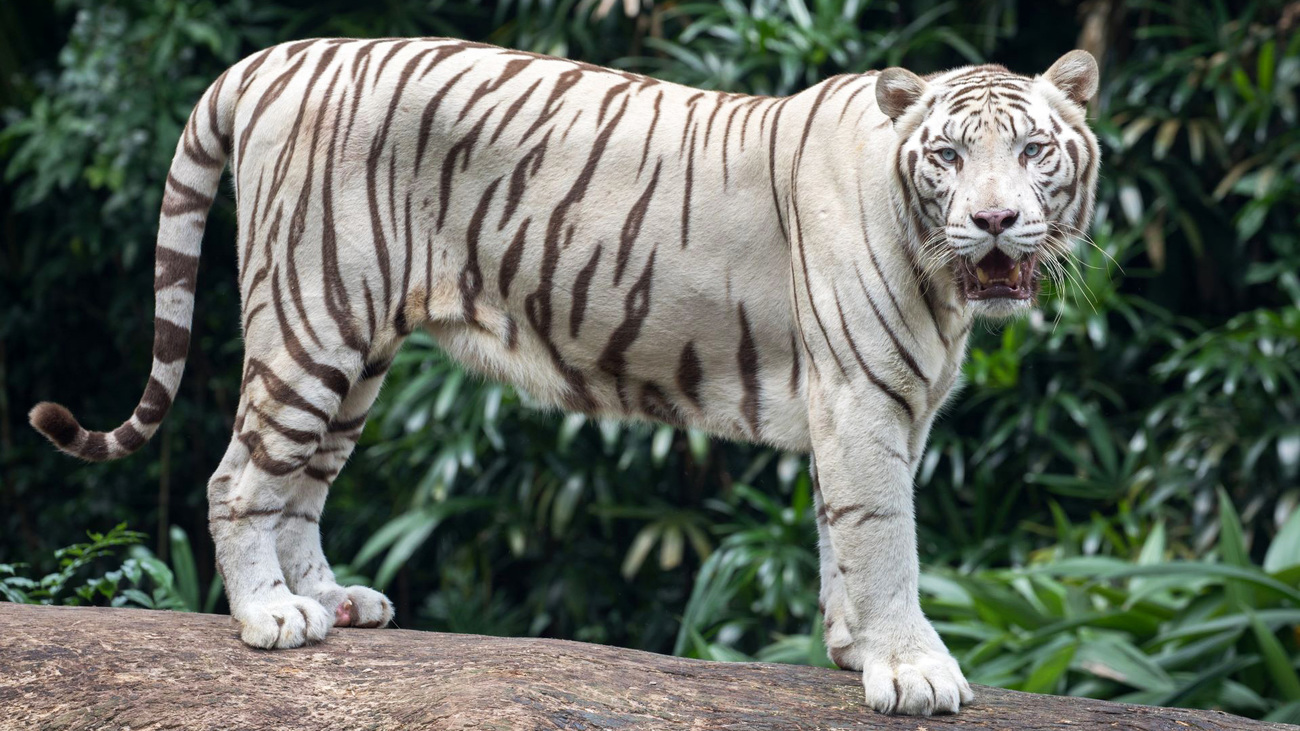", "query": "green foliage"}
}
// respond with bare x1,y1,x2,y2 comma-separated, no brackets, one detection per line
2,0,1298,722
925,492,1300,721
0,523,217,611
